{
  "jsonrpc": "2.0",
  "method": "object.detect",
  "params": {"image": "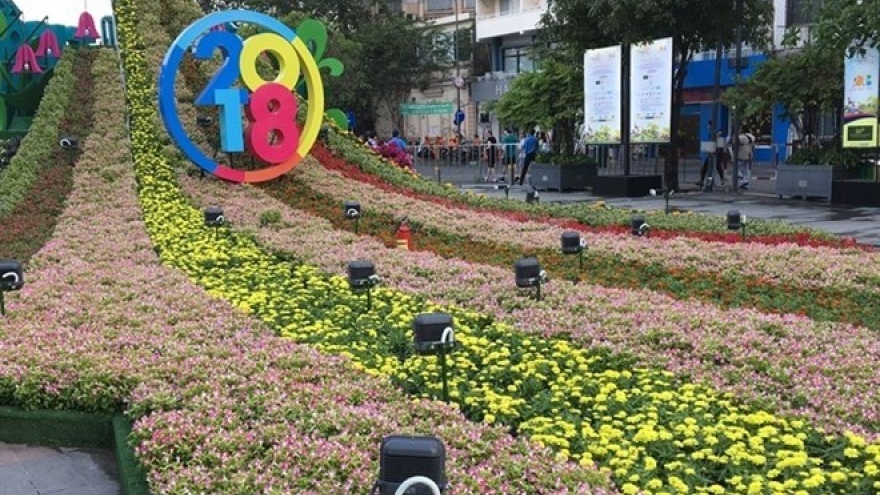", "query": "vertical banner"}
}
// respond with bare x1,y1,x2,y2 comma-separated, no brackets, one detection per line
843,47,880,148
630,37,673,143
583,45,622,144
